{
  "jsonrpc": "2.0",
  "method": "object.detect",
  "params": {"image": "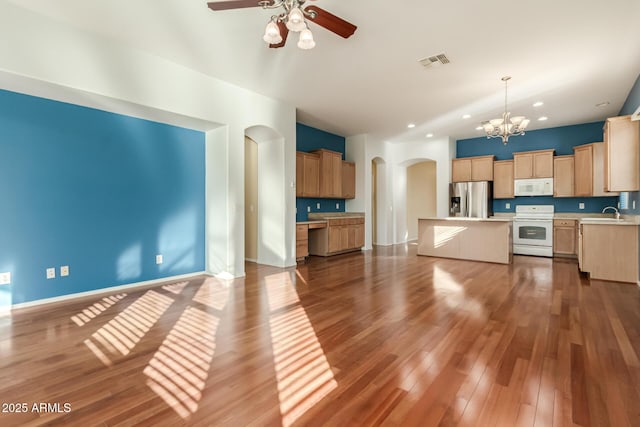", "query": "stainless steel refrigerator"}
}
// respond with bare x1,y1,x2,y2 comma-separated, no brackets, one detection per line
449,181,493,218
